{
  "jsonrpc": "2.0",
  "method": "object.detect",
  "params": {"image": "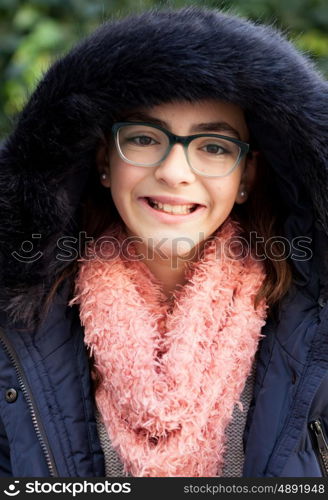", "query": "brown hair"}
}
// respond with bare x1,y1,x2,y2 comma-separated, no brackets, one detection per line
41,146,293,324
233,152,293,309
